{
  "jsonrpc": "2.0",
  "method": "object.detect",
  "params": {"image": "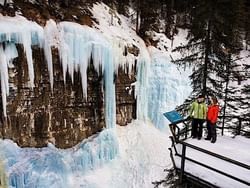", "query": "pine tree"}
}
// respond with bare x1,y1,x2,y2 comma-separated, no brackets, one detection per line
173,0,244,98
137,0,162,38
